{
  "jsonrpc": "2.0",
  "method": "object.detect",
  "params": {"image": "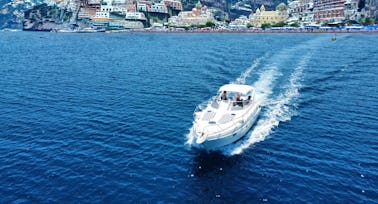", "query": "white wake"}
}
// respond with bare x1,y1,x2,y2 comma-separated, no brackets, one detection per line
186,50,311,155
223,55,310,155
233,53,267,85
